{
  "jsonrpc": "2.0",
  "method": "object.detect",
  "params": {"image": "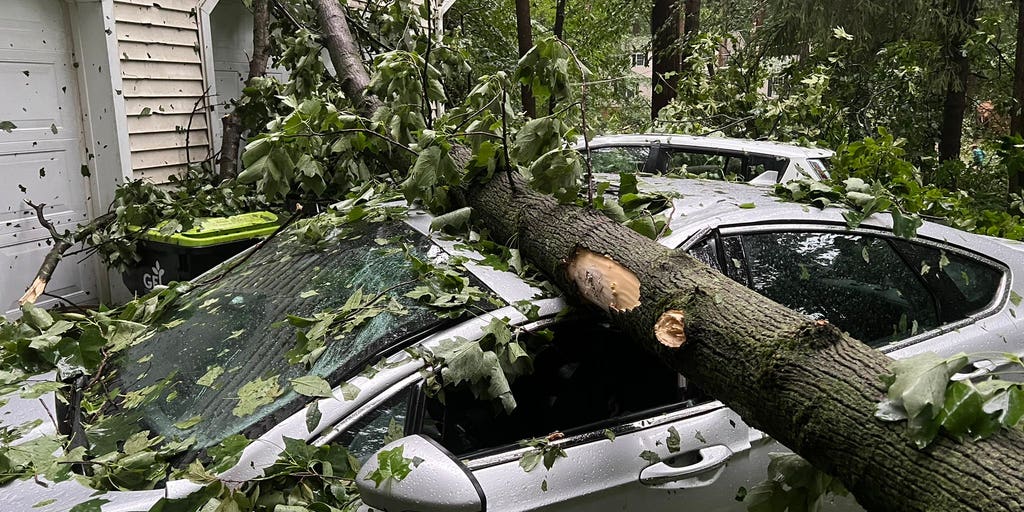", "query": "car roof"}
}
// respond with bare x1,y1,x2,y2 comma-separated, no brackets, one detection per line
625,175,1001,254
584,133,834,159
